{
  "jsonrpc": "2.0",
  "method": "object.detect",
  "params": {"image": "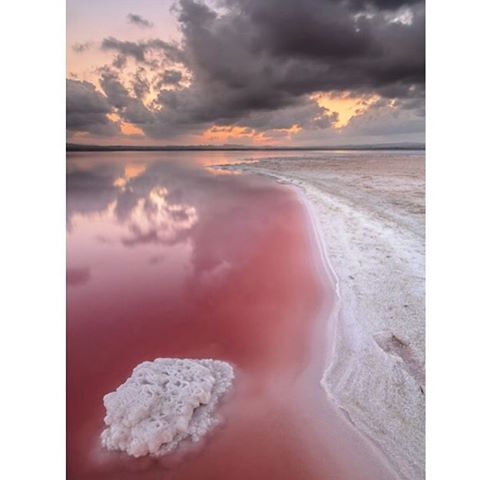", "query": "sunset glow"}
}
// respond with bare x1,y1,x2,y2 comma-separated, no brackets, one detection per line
312,93,382,129
201,126,267,144
66,0,424,146
200,123,303,144
120,122,145,136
